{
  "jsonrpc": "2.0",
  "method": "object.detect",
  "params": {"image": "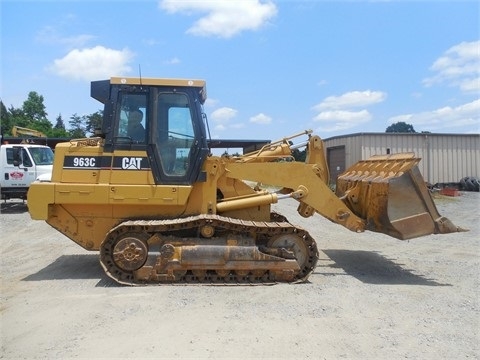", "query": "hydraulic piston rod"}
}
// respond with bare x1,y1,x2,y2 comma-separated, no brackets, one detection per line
216,193,278,213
